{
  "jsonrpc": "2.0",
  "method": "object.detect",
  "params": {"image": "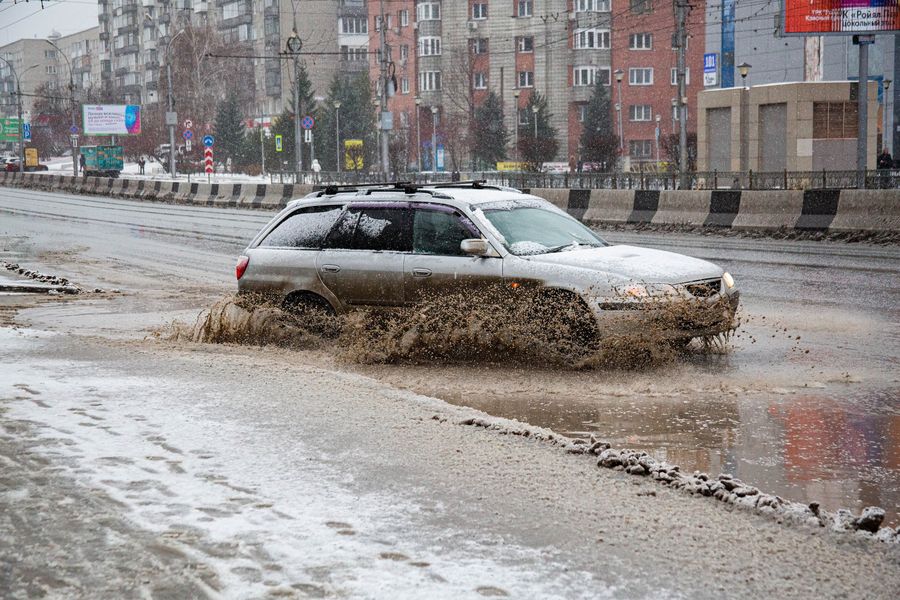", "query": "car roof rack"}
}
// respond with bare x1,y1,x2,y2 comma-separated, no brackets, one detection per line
314,179,509,197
